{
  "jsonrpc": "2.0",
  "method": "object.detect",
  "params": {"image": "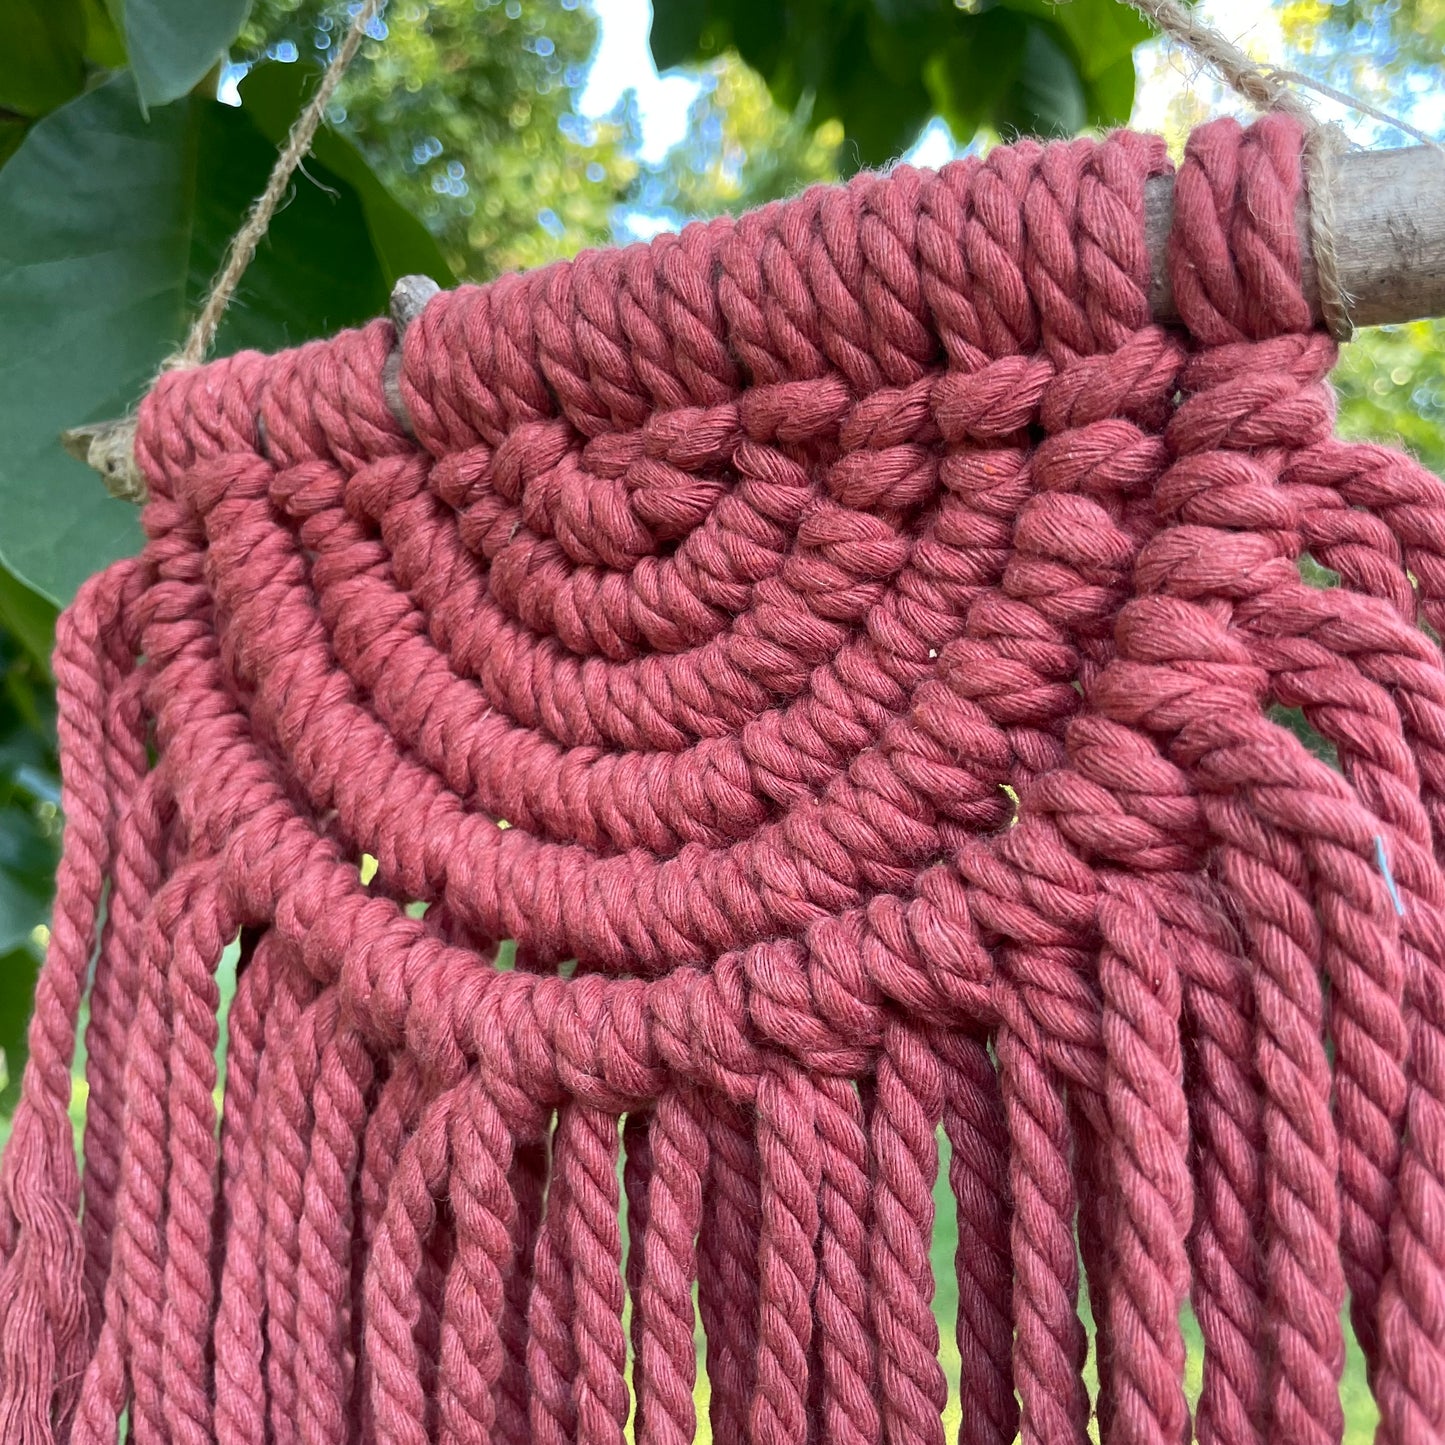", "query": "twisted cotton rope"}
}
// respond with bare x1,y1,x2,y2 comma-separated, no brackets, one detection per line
1132,0,1445,342
4,114,1445,1445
